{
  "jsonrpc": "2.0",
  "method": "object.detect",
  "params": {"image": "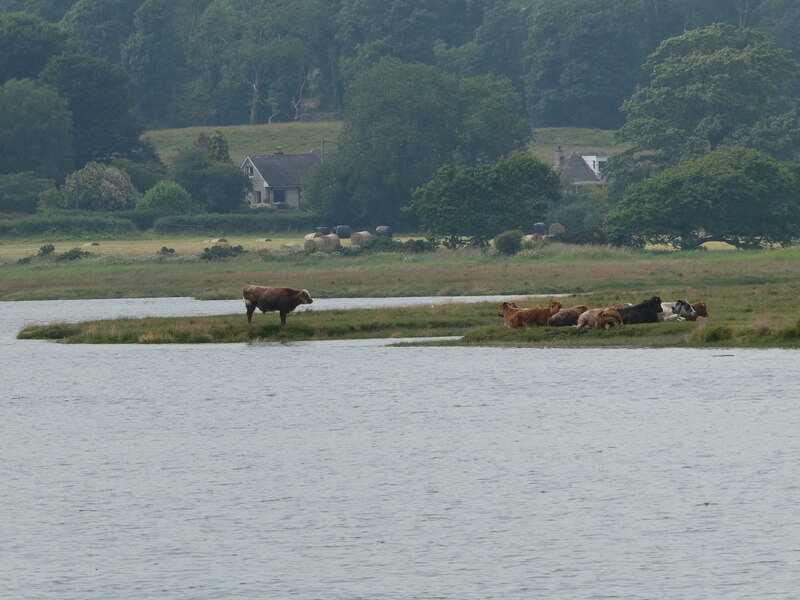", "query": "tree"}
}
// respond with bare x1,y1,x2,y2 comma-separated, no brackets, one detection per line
121,0,187,126
617,24,800,169
59,0,141,63
0,78,75,182
170,147,250,213
39,52,143,167
604,147,800,250
410,153,559,247
0,172,55,214
59,162,140,210
0,1,74,22
136,180,196,213
305,59,531,227
0,12,68,83
189,0,328,125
